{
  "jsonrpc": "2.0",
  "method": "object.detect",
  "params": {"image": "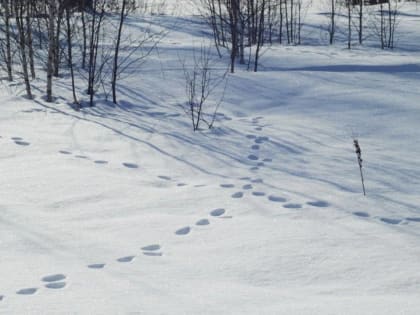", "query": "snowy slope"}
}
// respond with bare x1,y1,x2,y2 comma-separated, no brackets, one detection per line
1,2,420,314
